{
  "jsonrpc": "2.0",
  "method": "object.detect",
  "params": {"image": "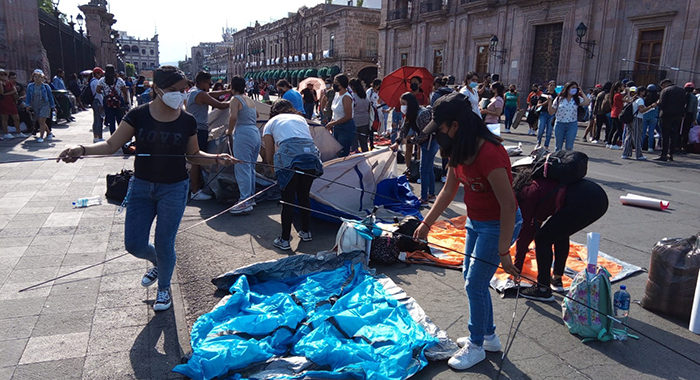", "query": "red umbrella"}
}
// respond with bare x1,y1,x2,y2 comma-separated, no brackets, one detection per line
378,66,434,108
